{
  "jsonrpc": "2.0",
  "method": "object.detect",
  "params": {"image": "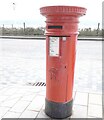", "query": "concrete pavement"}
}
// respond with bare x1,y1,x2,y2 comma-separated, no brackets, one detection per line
0,39,102,119
0,85,102,119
